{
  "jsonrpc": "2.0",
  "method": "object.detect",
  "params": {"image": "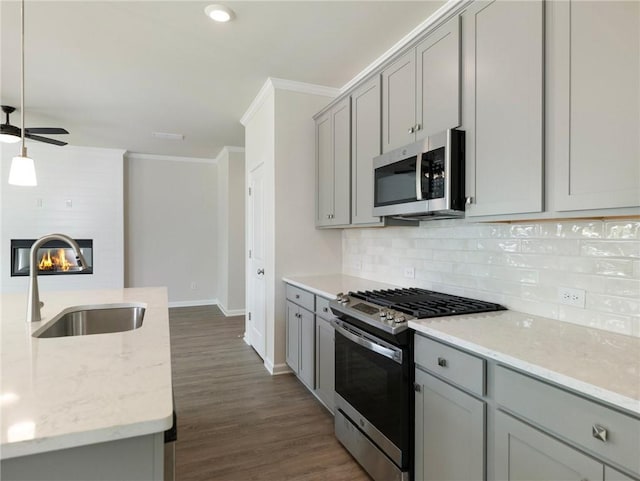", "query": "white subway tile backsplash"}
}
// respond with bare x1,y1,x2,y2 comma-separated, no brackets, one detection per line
581,241,640,258
539,221,604,239
521,239,581,256
343,219,640,337
605,221,640,239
